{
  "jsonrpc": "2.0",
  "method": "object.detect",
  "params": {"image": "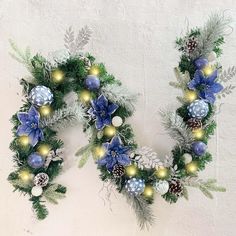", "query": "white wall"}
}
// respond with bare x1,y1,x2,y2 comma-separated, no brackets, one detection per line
0,0,236,235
